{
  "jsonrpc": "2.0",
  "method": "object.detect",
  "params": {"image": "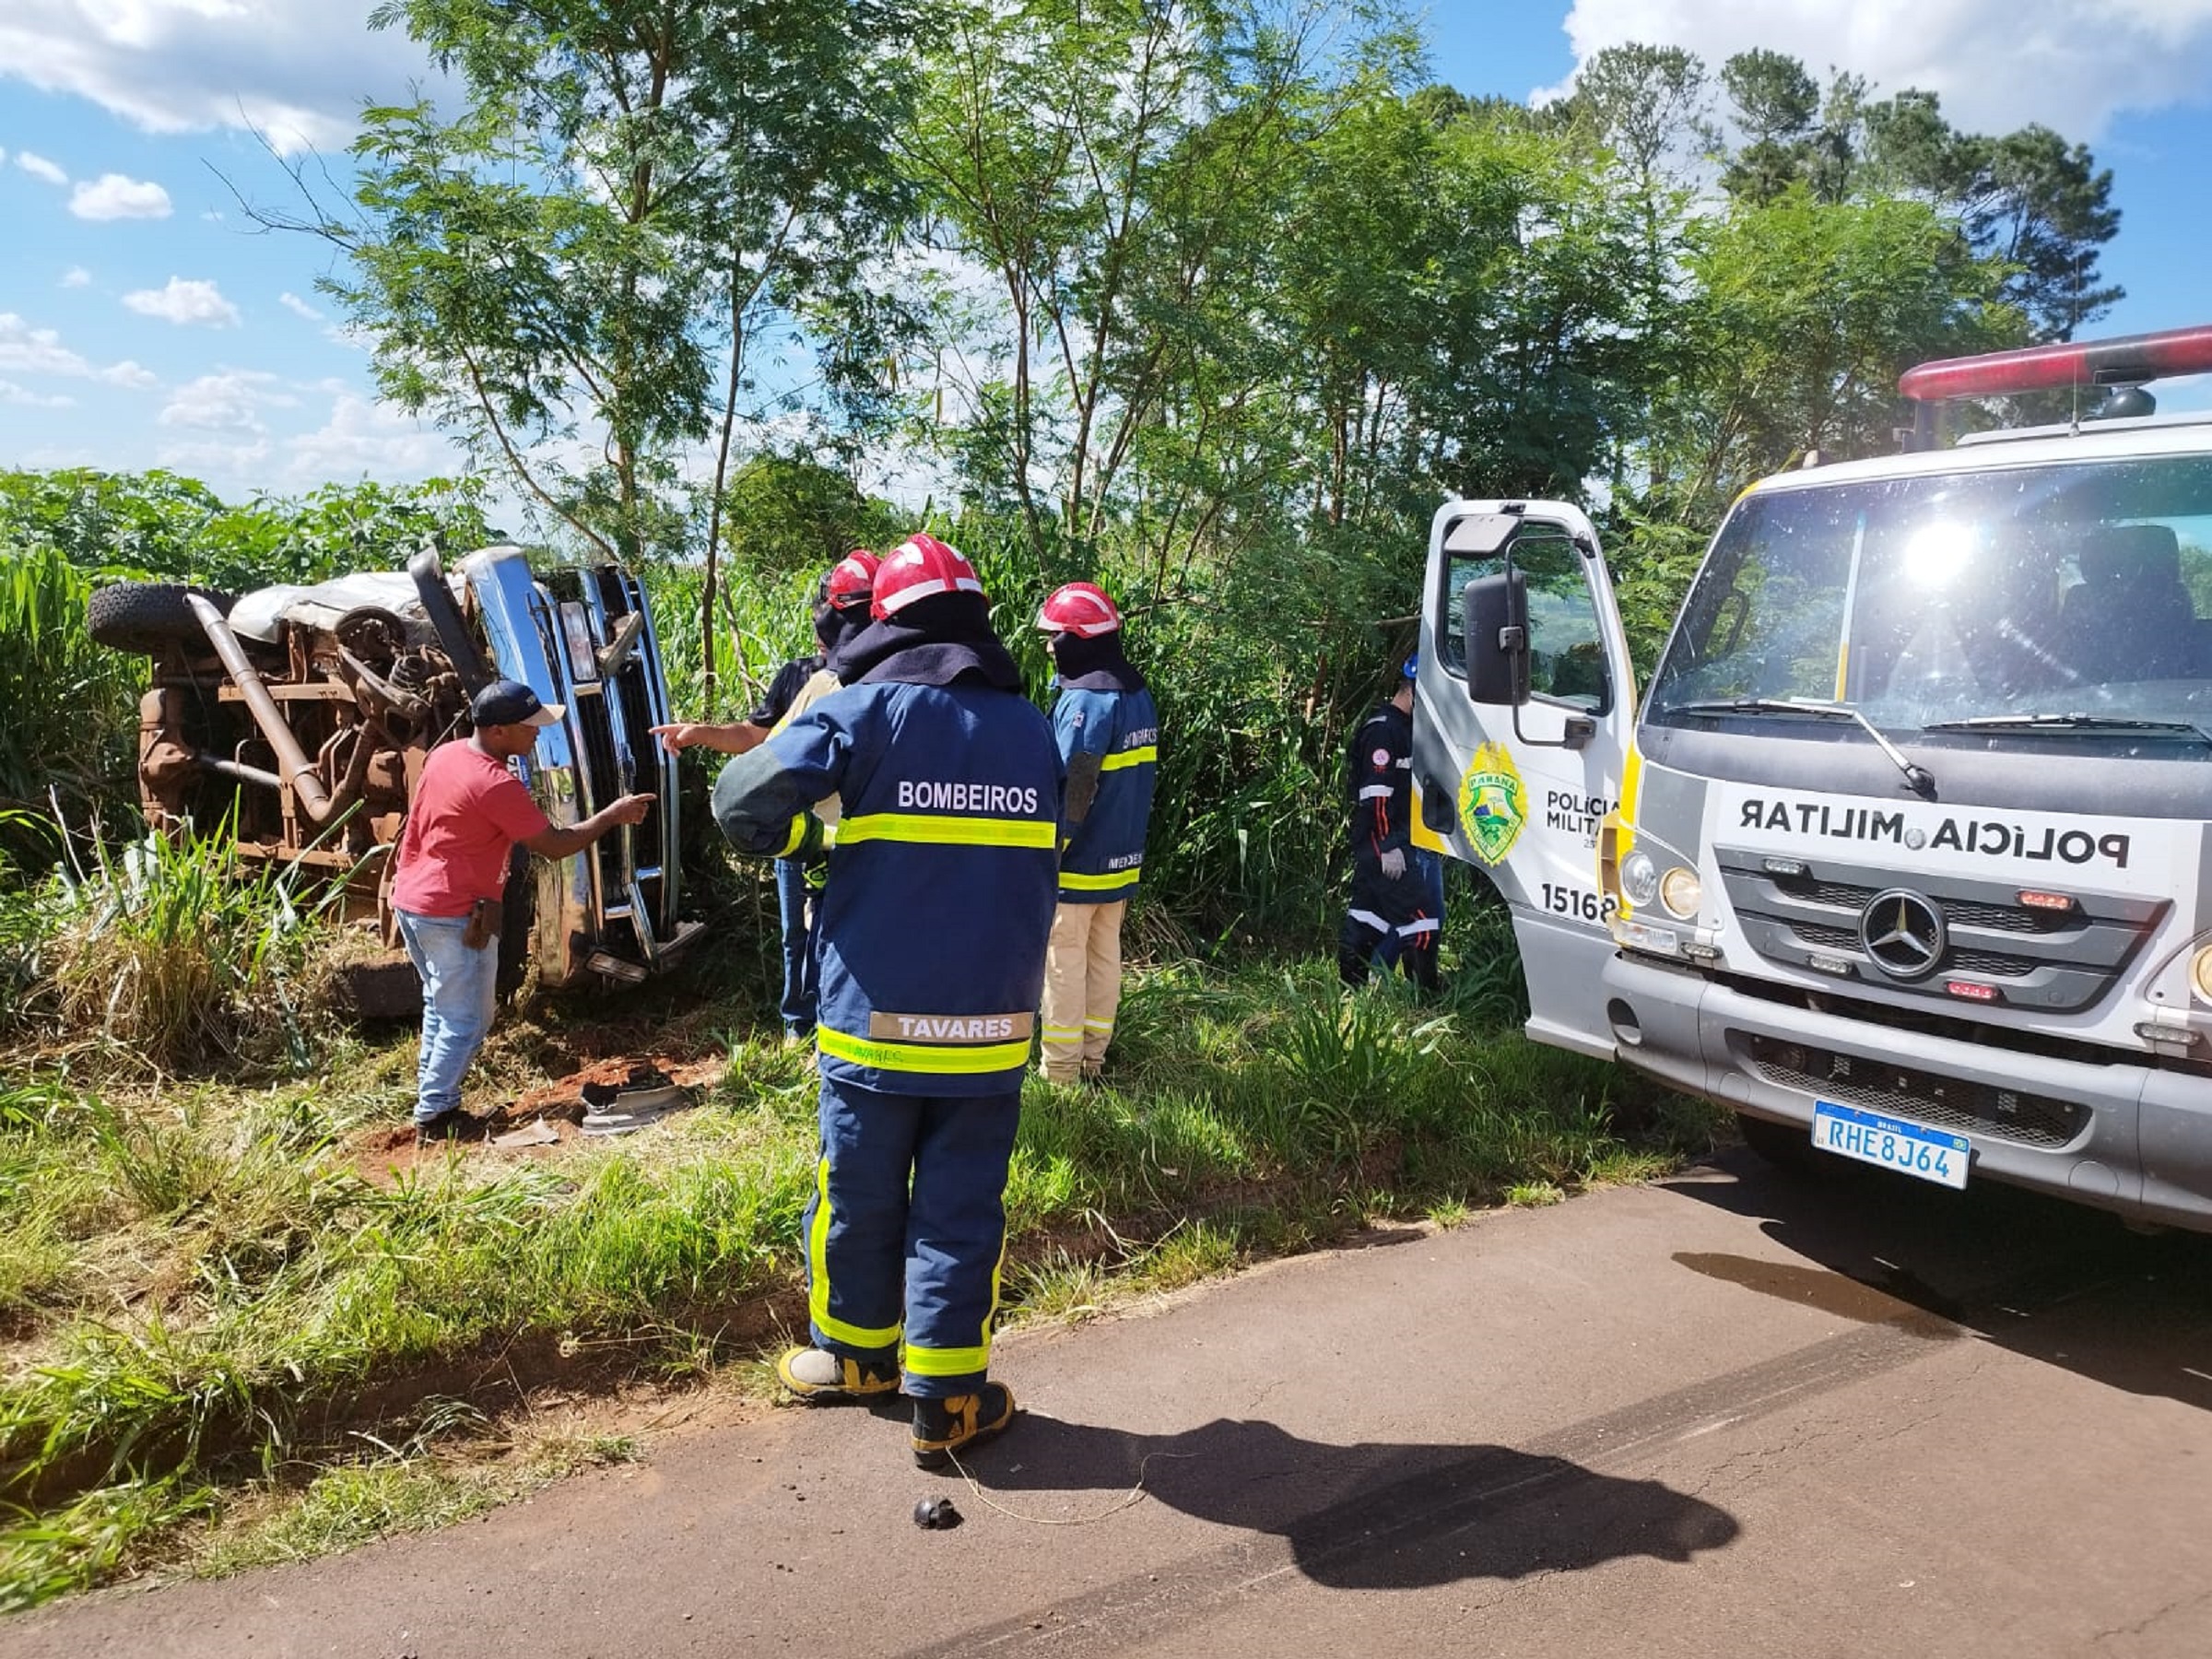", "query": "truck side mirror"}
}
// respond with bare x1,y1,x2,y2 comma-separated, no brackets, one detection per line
1465,571,1530,708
